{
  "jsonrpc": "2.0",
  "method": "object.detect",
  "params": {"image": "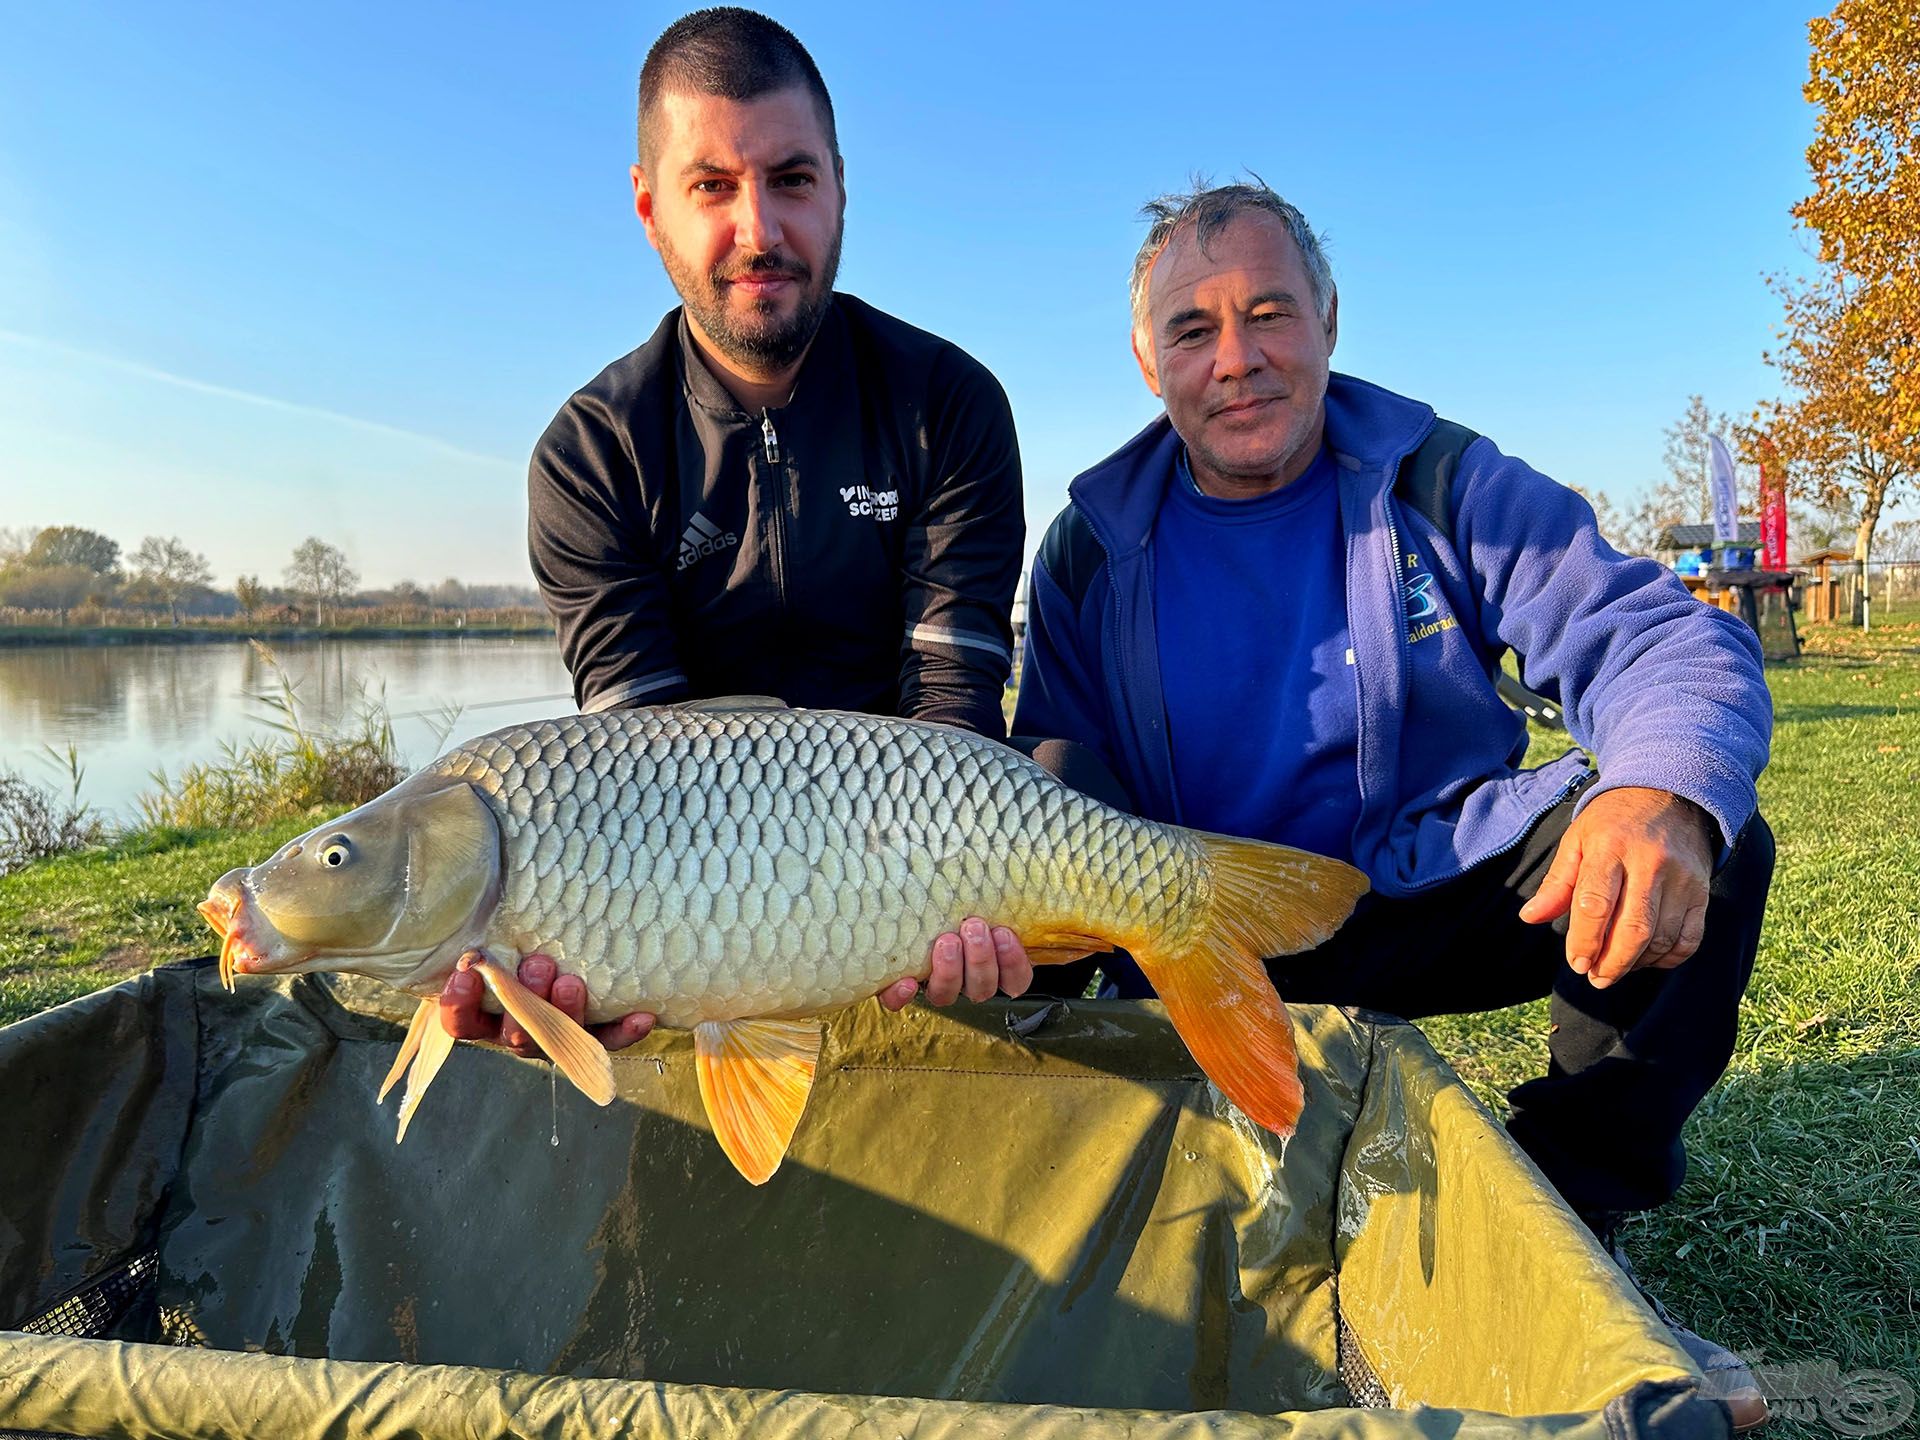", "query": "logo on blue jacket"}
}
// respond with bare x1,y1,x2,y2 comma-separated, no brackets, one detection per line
1403,551,1457,645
